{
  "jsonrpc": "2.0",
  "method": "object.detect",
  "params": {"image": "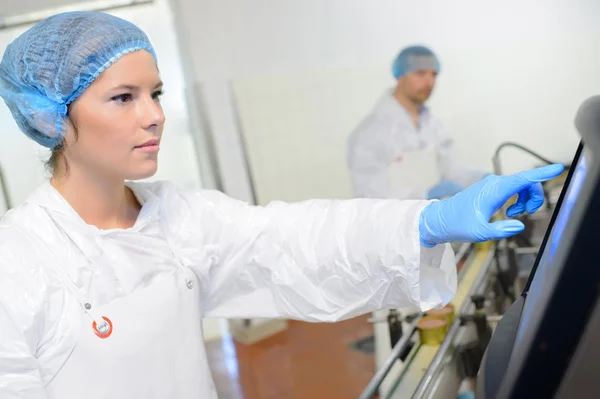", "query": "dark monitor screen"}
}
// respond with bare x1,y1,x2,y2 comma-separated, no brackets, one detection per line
511,146,587,354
